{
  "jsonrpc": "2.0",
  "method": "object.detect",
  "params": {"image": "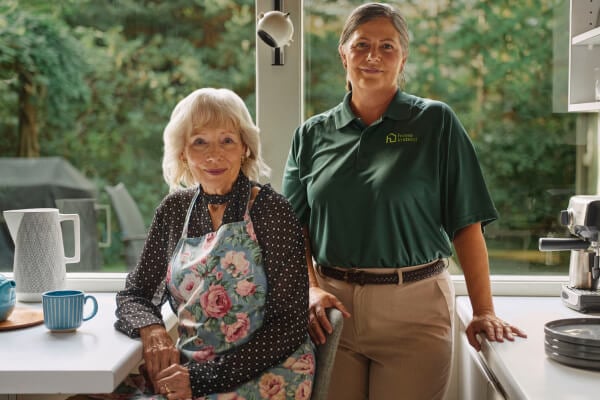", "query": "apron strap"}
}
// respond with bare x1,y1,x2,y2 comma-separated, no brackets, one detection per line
181,187,201,239
242,185,255,220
